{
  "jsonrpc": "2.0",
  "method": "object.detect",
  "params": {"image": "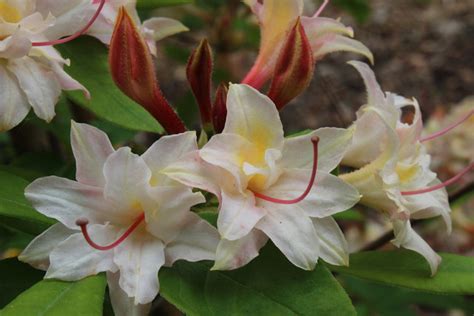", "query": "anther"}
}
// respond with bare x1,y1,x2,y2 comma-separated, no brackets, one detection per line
32,0,106,47
76,212,145,251
252,136,320,204
401,162,473,196
420,109,473,143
